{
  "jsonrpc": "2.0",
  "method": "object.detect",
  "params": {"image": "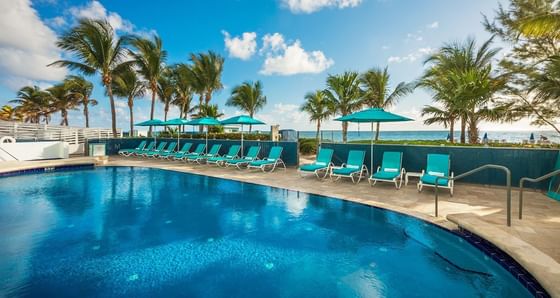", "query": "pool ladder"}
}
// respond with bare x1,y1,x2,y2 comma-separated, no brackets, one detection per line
434,164,512,226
